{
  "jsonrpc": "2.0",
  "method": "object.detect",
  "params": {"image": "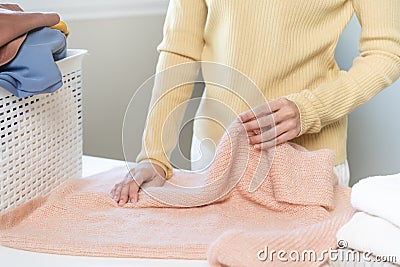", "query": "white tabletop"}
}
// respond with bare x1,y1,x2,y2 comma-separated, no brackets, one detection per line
0,155,209,267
